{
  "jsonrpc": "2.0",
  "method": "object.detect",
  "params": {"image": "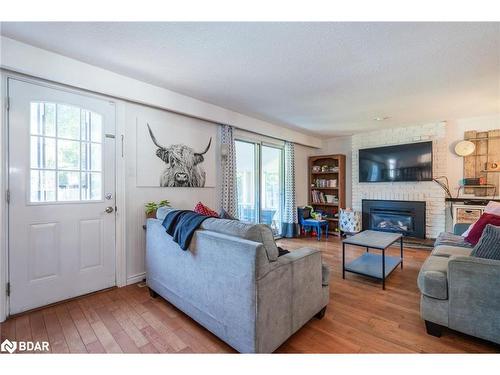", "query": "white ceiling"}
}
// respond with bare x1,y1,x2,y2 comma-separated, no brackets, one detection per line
1,22,499,137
